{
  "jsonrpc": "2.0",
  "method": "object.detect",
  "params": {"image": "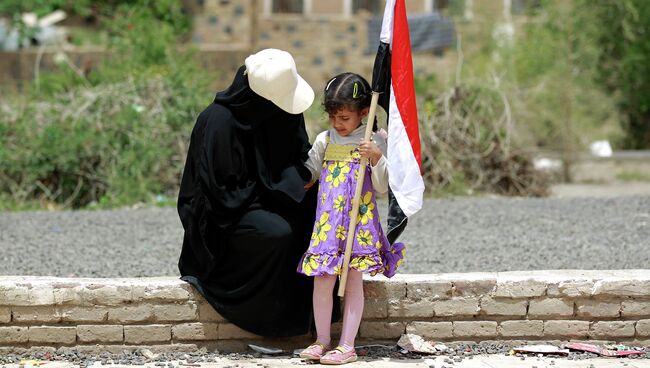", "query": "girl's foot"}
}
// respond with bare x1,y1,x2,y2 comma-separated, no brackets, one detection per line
299,341,330,360
320,345,357,365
